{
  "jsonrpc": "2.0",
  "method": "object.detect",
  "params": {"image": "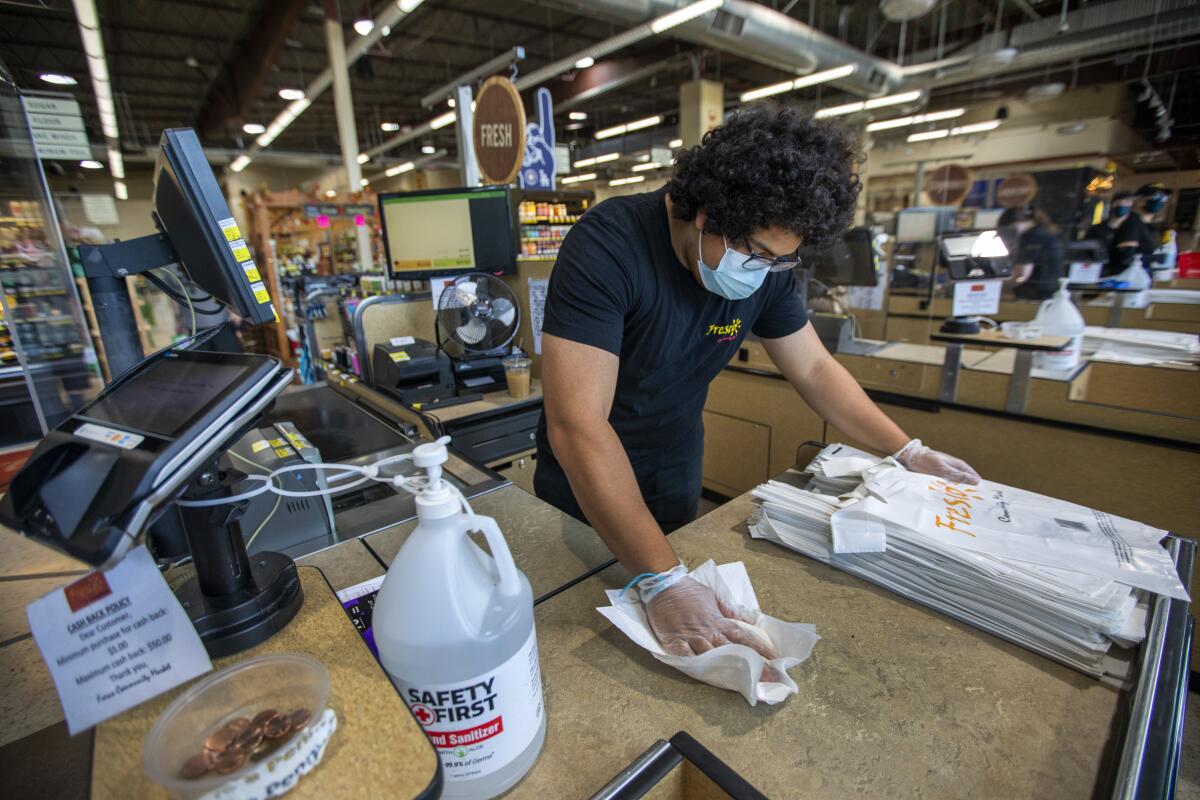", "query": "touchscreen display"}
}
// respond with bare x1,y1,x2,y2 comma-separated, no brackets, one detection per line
84,358,249,438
